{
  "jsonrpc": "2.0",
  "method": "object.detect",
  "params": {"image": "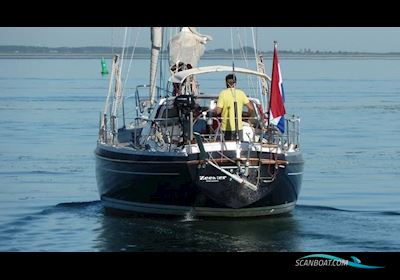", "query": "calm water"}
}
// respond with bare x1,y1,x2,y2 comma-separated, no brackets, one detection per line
0,58,399,251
